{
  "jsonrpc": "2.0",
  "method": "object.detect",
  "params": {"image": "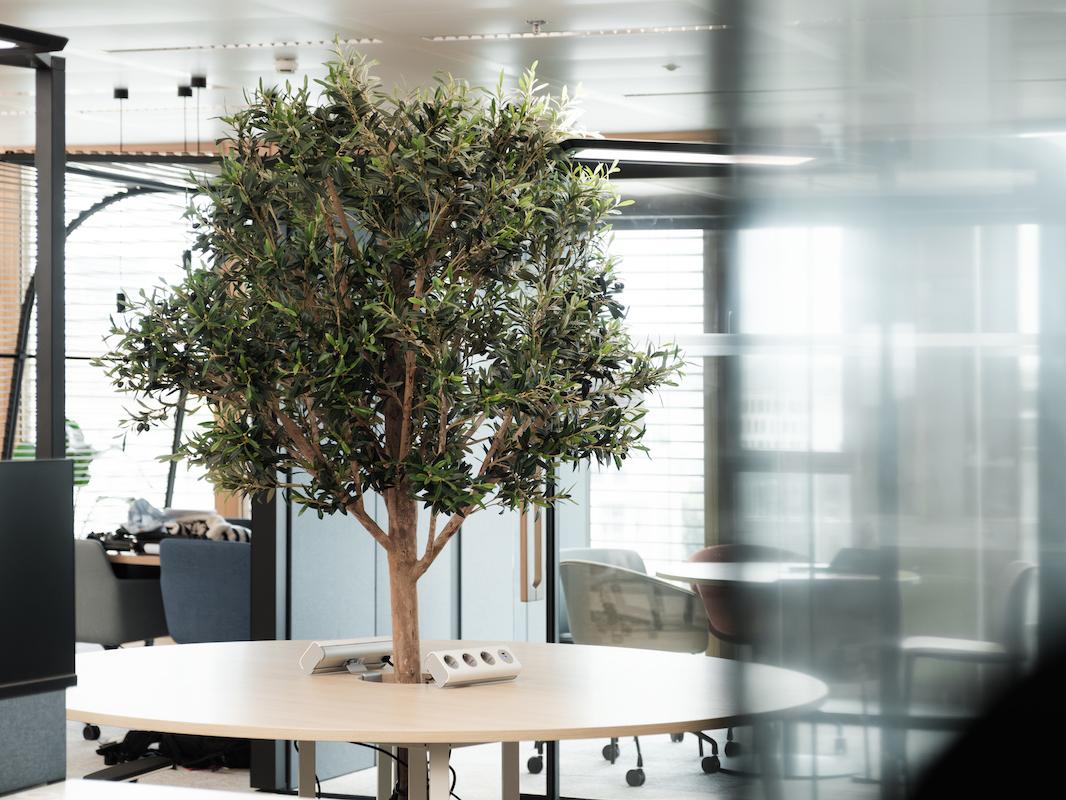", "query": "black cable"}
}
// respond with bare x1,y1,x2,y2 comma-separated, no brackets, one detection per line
349,742,404,800
348,741,407,767
449,762,461,799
